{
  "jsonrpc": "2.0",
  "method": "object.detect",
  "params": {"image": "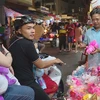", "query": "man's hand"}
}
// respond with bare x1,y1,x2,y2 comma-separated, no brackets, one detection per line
79,43,86,48
54,58,64,65
91,48,100,55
